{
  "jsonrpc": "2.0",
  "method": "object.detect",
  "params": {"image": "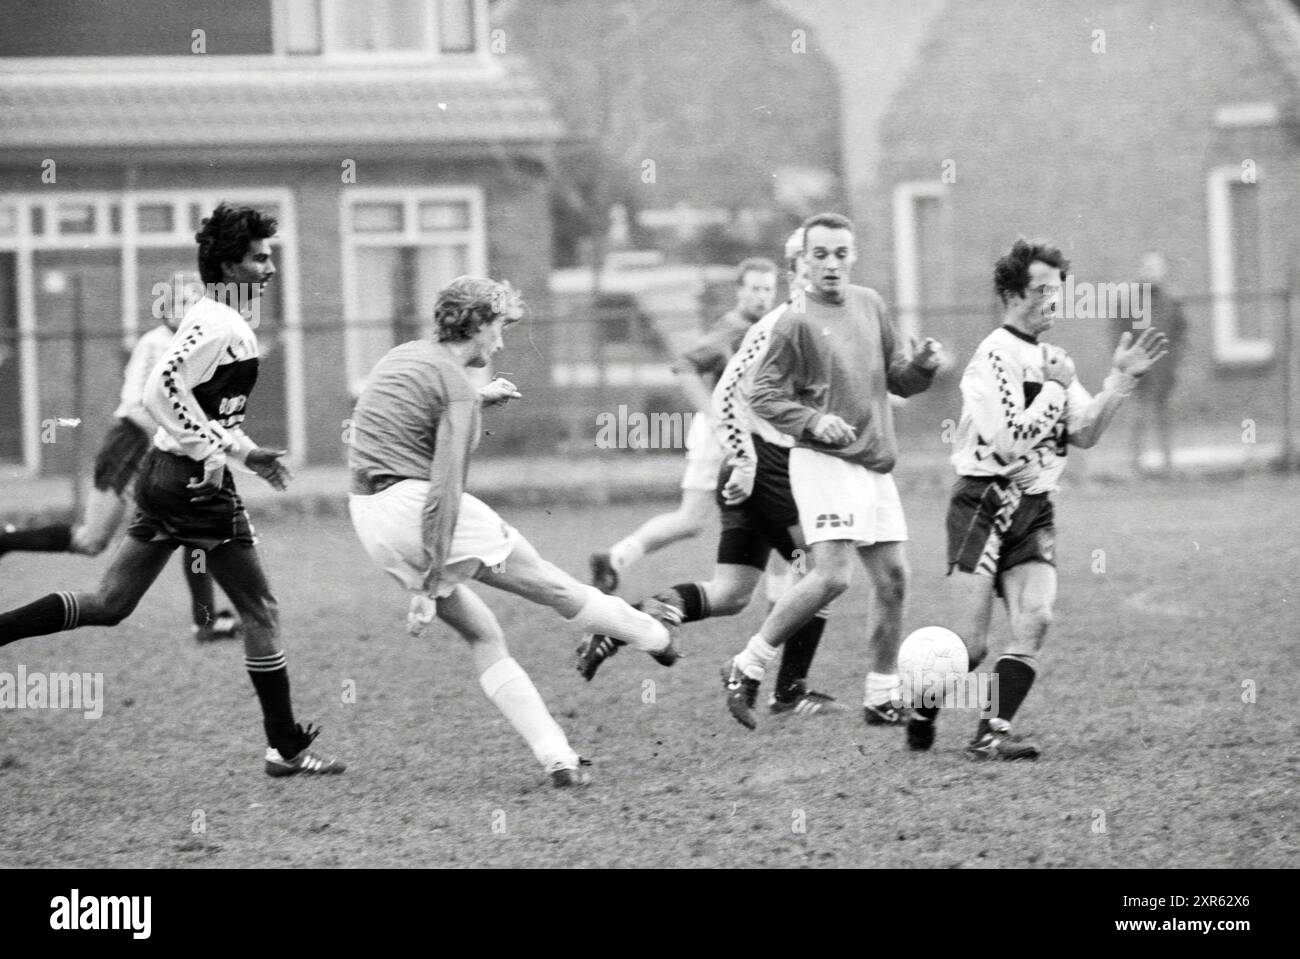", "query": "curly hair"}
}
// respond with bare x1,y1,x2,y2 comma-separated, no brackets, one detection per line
994,237,1070,304
434,276,525,343
195,203,278,285
800,212,855,249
